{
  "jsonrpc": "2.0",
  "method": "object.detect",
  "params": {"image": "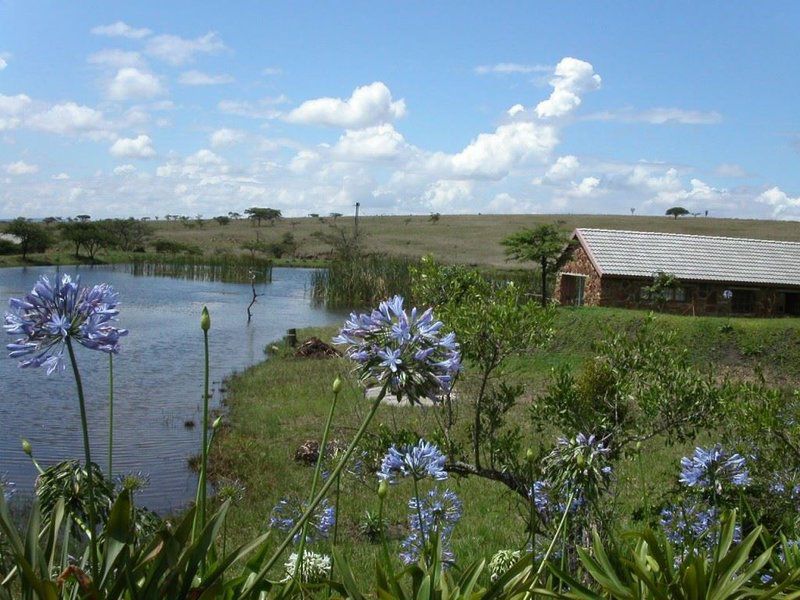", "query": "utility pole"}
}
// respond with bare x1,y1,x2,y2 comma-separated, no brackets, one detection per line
354,202,360,238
